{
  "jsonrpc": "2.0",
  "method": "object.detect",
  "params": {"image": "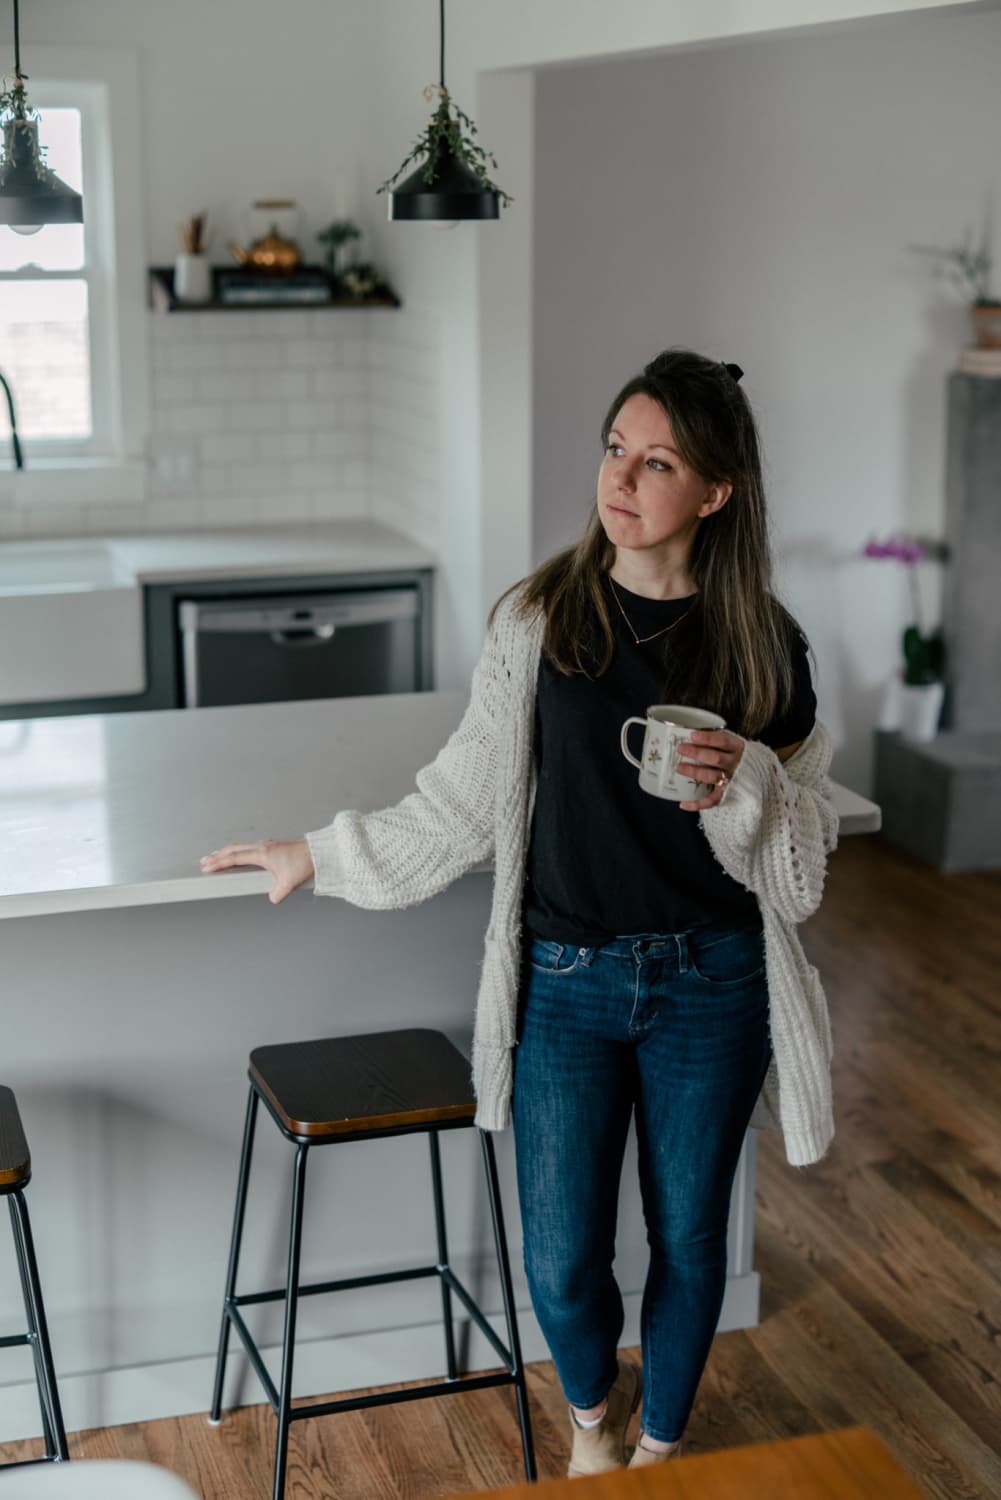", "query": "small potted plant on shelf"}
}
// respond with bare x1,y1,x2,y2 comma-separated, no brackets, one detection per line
863,533,947,741
315,218,395,302
911,221,1001,349
316,218,362,283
